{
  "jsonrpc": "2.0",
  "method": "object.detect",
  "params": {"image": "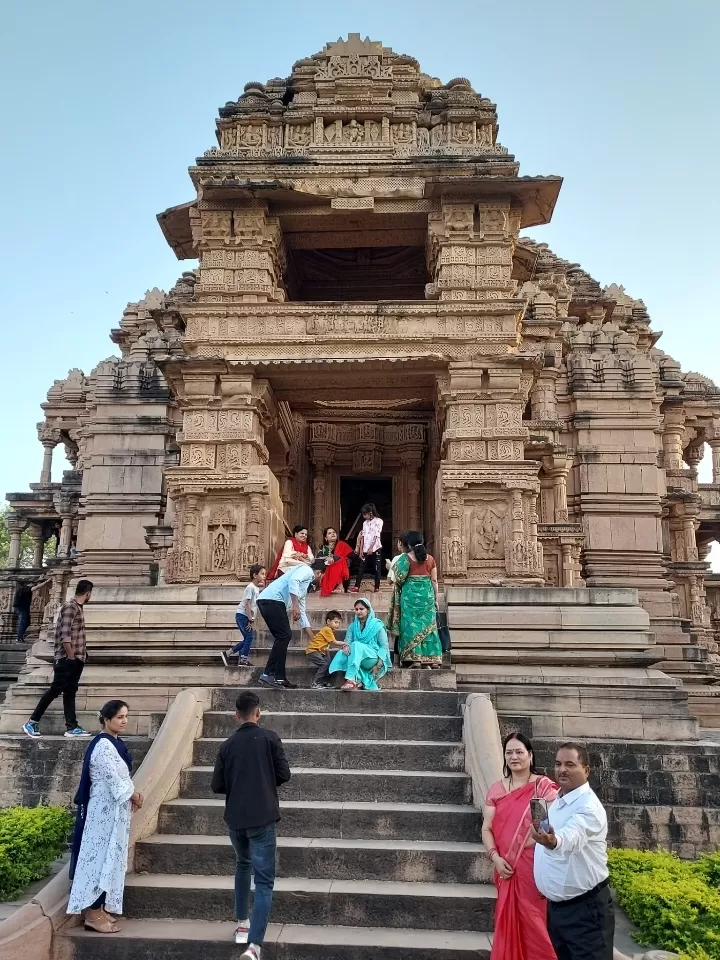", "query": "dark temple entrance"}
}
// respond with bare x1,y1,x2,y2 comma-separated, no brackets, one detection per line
339,476,393,567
